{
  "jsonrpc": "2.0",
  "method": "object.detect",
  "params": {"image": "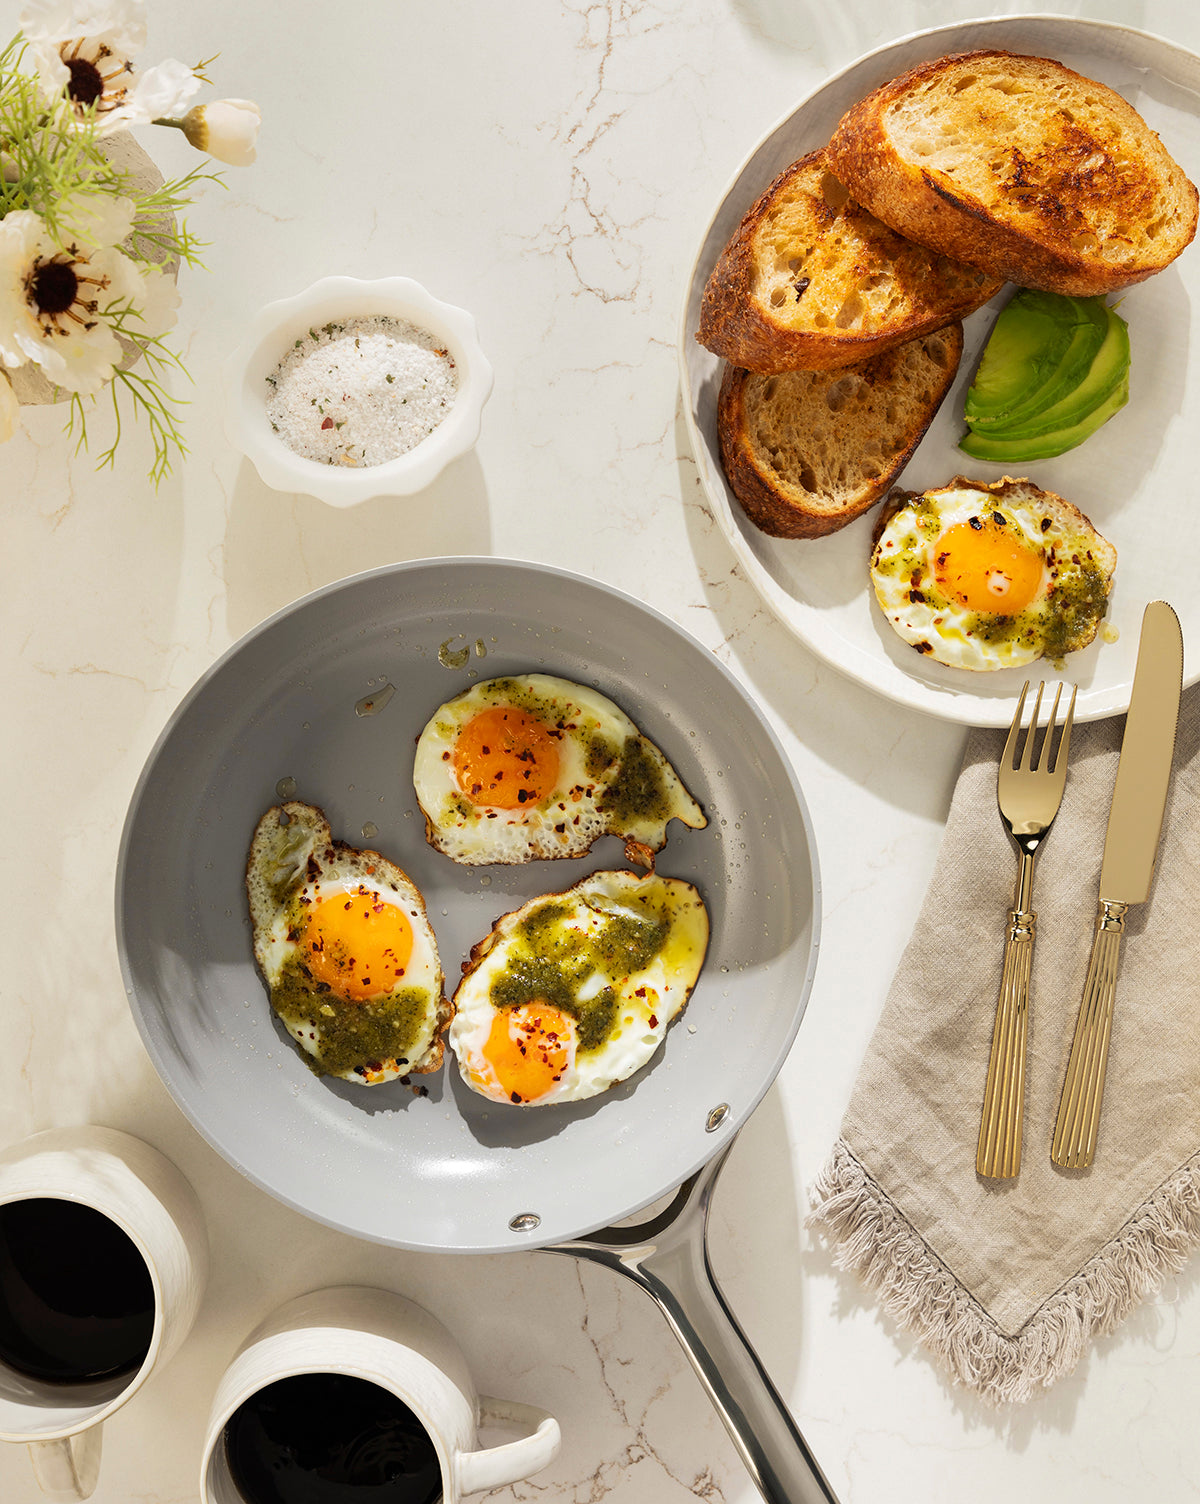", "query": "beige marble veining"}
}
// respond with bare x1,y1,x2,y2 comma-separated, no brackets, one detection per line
5,1,1200,1501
